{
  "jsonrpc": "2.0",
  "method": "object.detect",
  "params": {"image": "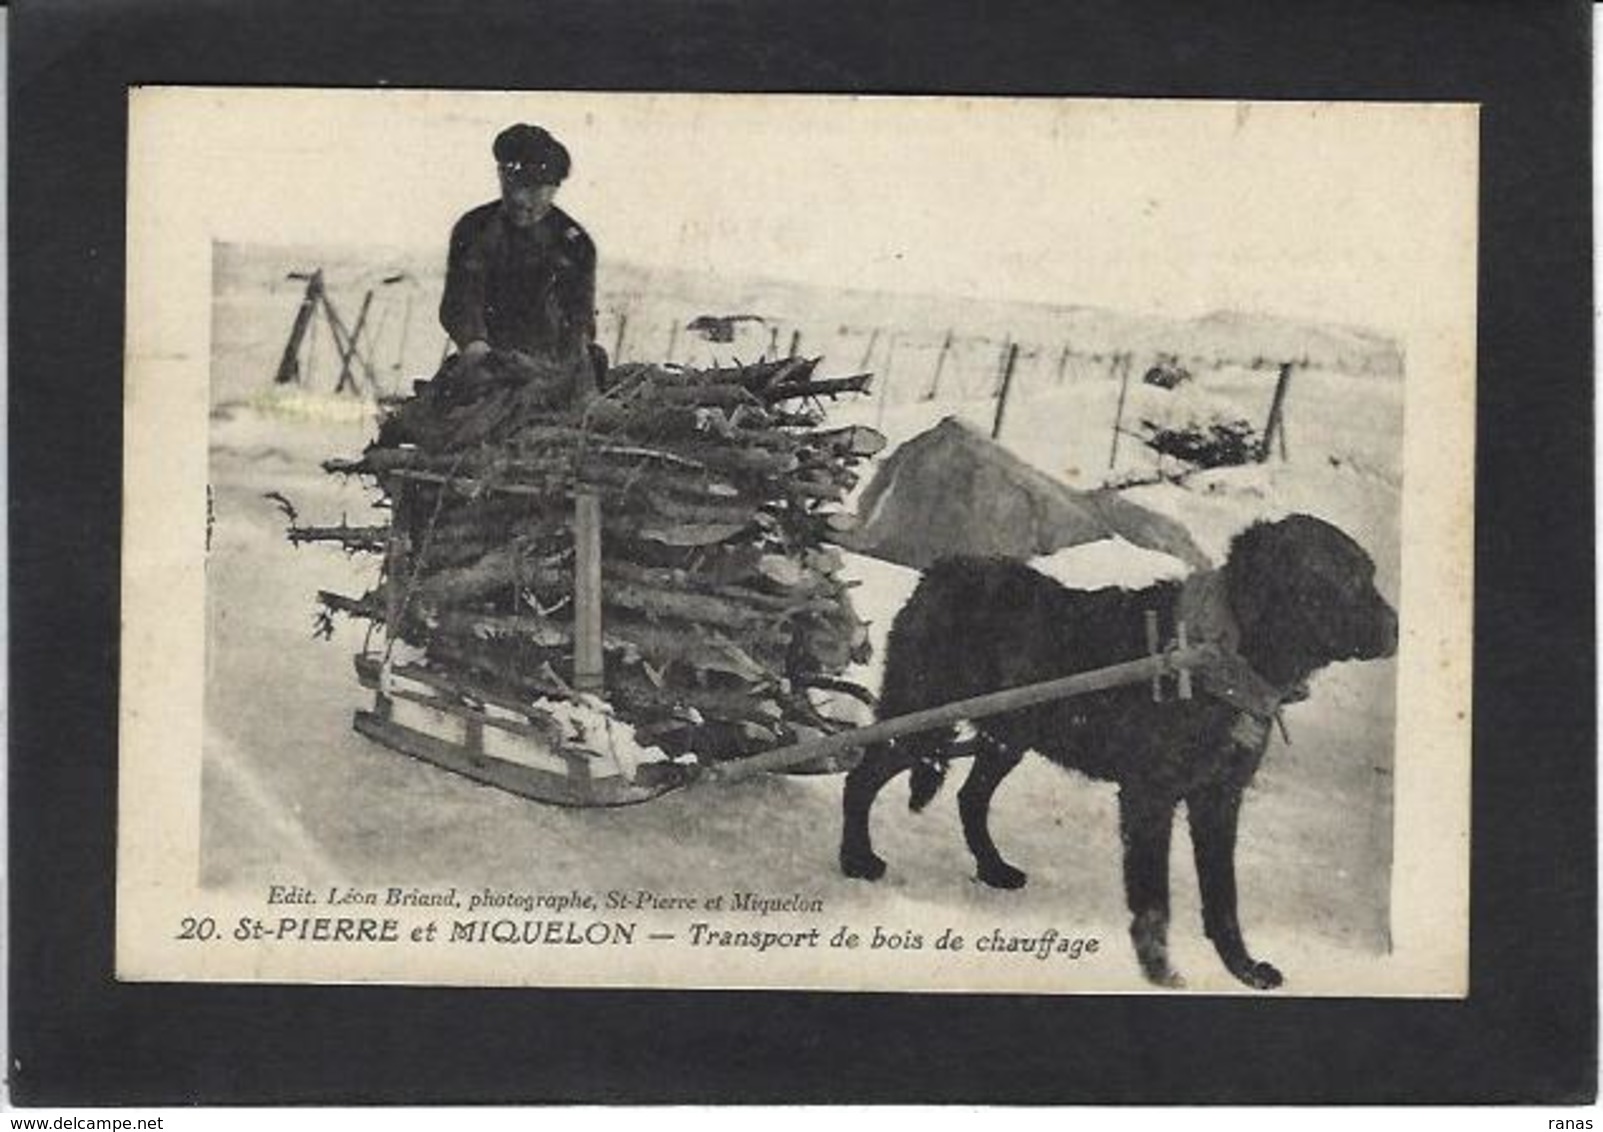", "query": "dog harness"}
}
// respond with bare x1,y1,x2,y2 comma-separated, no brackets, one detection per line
1173,569,1302,746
